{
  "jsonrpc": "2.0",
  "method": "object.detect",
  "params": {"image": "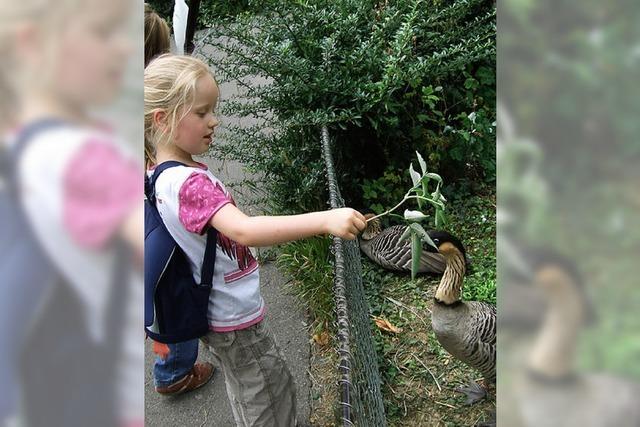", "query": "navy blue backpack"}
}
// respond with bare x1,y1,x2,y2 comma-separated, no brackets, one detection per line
144,161,218,343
